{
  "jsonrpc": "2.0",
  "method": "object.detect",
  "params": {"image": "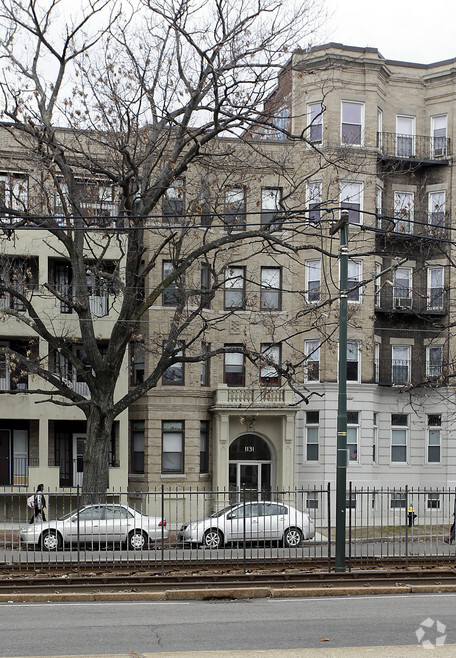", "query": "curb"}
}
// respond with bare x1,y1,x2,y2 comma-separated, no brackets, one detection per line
2,583,456,602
